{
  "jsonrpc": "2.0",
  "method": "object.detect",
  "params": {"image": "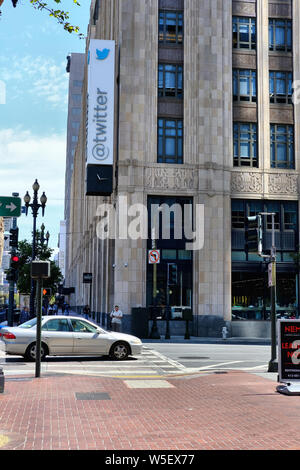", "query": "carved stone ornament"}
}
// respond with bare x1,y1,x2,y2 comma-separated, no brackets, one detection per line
145,167,196,190
231,172,263,194
268,173,298,195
